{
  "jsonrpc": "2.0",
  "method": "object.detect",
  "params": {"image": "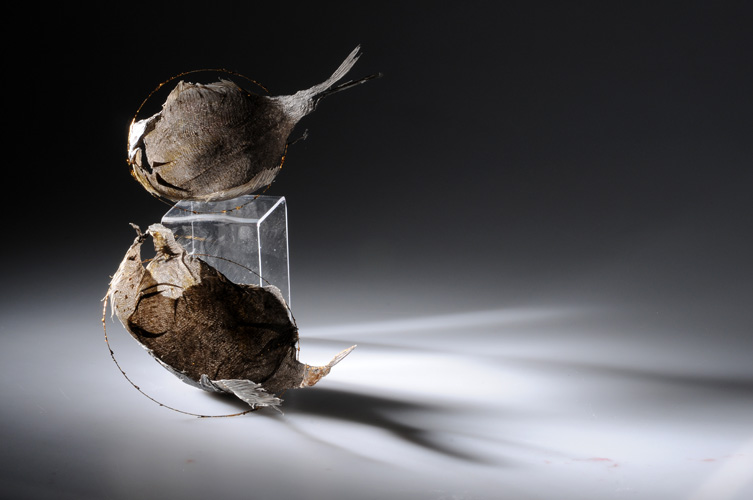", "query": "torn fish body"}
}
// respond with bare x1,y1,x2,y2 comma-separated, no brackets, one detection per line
127,45,380,202
107,223,355,409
